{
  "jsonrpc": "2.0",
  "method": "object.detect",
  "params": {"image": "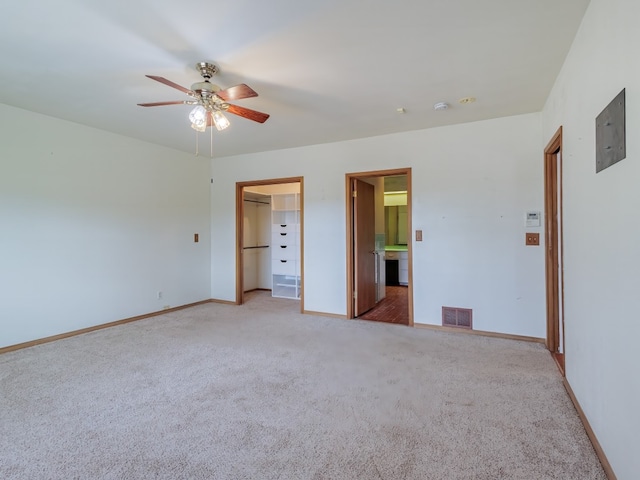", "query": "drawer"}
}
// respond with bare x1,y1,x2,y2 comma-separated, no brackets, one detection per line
272,274,300,299
385,251,399,260
272,231,299,246
272,243,297,260
272,258,299,276
271,224,298,235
